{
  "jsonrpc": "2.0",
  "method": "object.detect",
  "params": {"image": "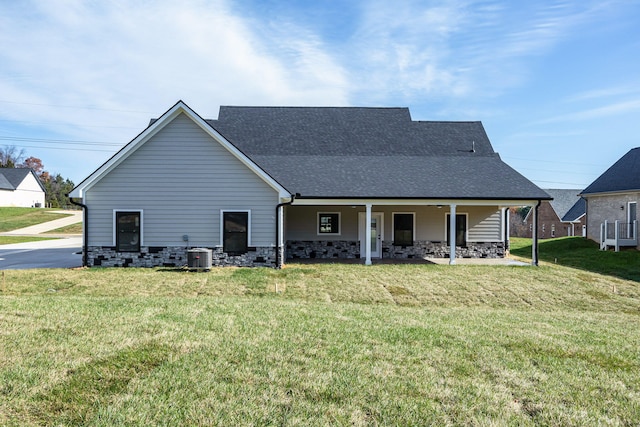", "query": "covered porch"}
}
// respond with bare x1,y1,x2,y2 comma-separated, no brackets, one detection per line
277,198,543,267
